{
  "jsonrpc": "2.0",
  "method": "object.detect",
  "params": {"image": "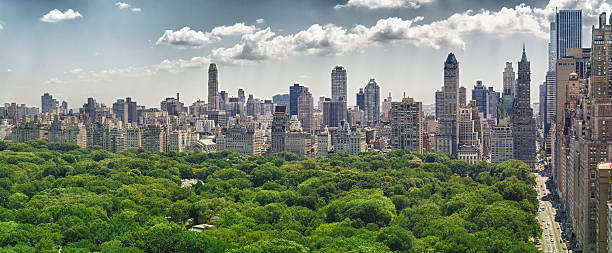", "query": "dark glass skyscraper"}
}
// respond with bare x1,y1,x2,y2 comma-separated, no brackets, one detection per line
356,88,365,110
512,45,536,168
556,10,582,59
289,84,304,116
